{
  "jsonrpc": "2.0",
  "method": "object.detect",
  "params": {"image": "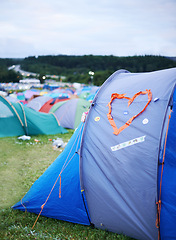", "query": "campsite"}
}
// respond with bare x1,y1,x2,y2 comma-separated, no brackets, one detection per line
0,131,133,240
1,0,176,235
0,72,134,239
0,56,176,240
